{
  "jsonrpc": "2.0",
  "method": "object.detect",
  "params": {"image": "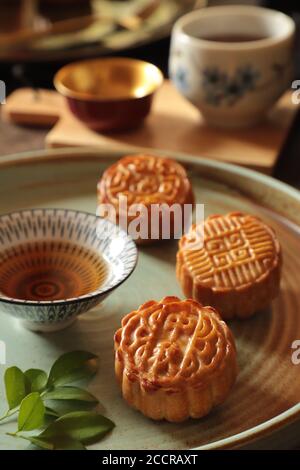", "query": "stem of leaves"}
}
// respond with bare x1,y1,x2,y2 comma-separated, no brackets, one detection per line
0,408,18,423
0,388,50,424
6,431,19,438
1,350,115,450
